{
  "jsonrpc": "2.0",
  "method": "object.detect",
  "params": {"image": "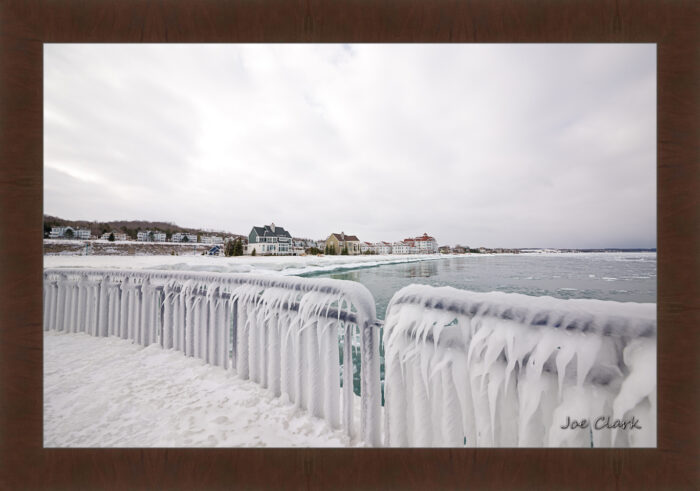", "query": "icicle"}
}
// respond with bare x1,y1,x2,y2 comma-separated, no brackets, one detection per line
132,281,142,344
469,358,493,446
42,281,51,331
342,319,354,437
234,288,250,379
280,308,294,400
411,356,432,446
384,331,407,446
555,339,577,401
258,304,268,388
611,337,656,447
74,279,84,333
184,285,195,356
268,311,281,396
193,286,205,359
217,295,229,369
119,278,129,339
162,284,174,349
177,287,186,352
46,280,56,332
56,275,67,332
97,275,109,337
139,277,150,346
440,359,464,446
207,283,219,364
68,281,78,333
